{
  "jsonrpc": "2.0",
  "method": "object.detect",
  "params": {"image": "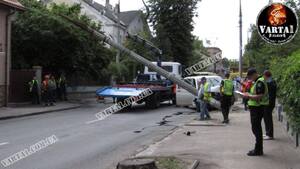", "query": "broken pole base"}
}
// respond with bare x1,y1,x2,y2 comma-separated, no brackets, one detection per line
117,158,158,169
